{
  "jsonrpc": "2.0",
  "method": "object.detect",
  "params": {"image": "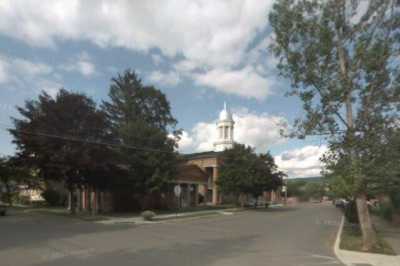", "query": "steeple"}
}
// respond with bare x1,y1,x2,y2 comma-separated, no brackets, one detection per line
214,102,235,151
